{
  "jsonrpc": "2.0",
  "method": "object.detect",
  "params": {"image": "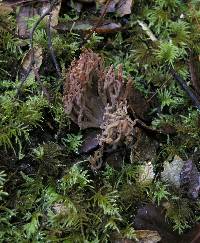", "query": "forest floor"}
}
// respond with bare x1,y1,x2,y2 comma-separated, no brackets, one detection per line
1,0,200,242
